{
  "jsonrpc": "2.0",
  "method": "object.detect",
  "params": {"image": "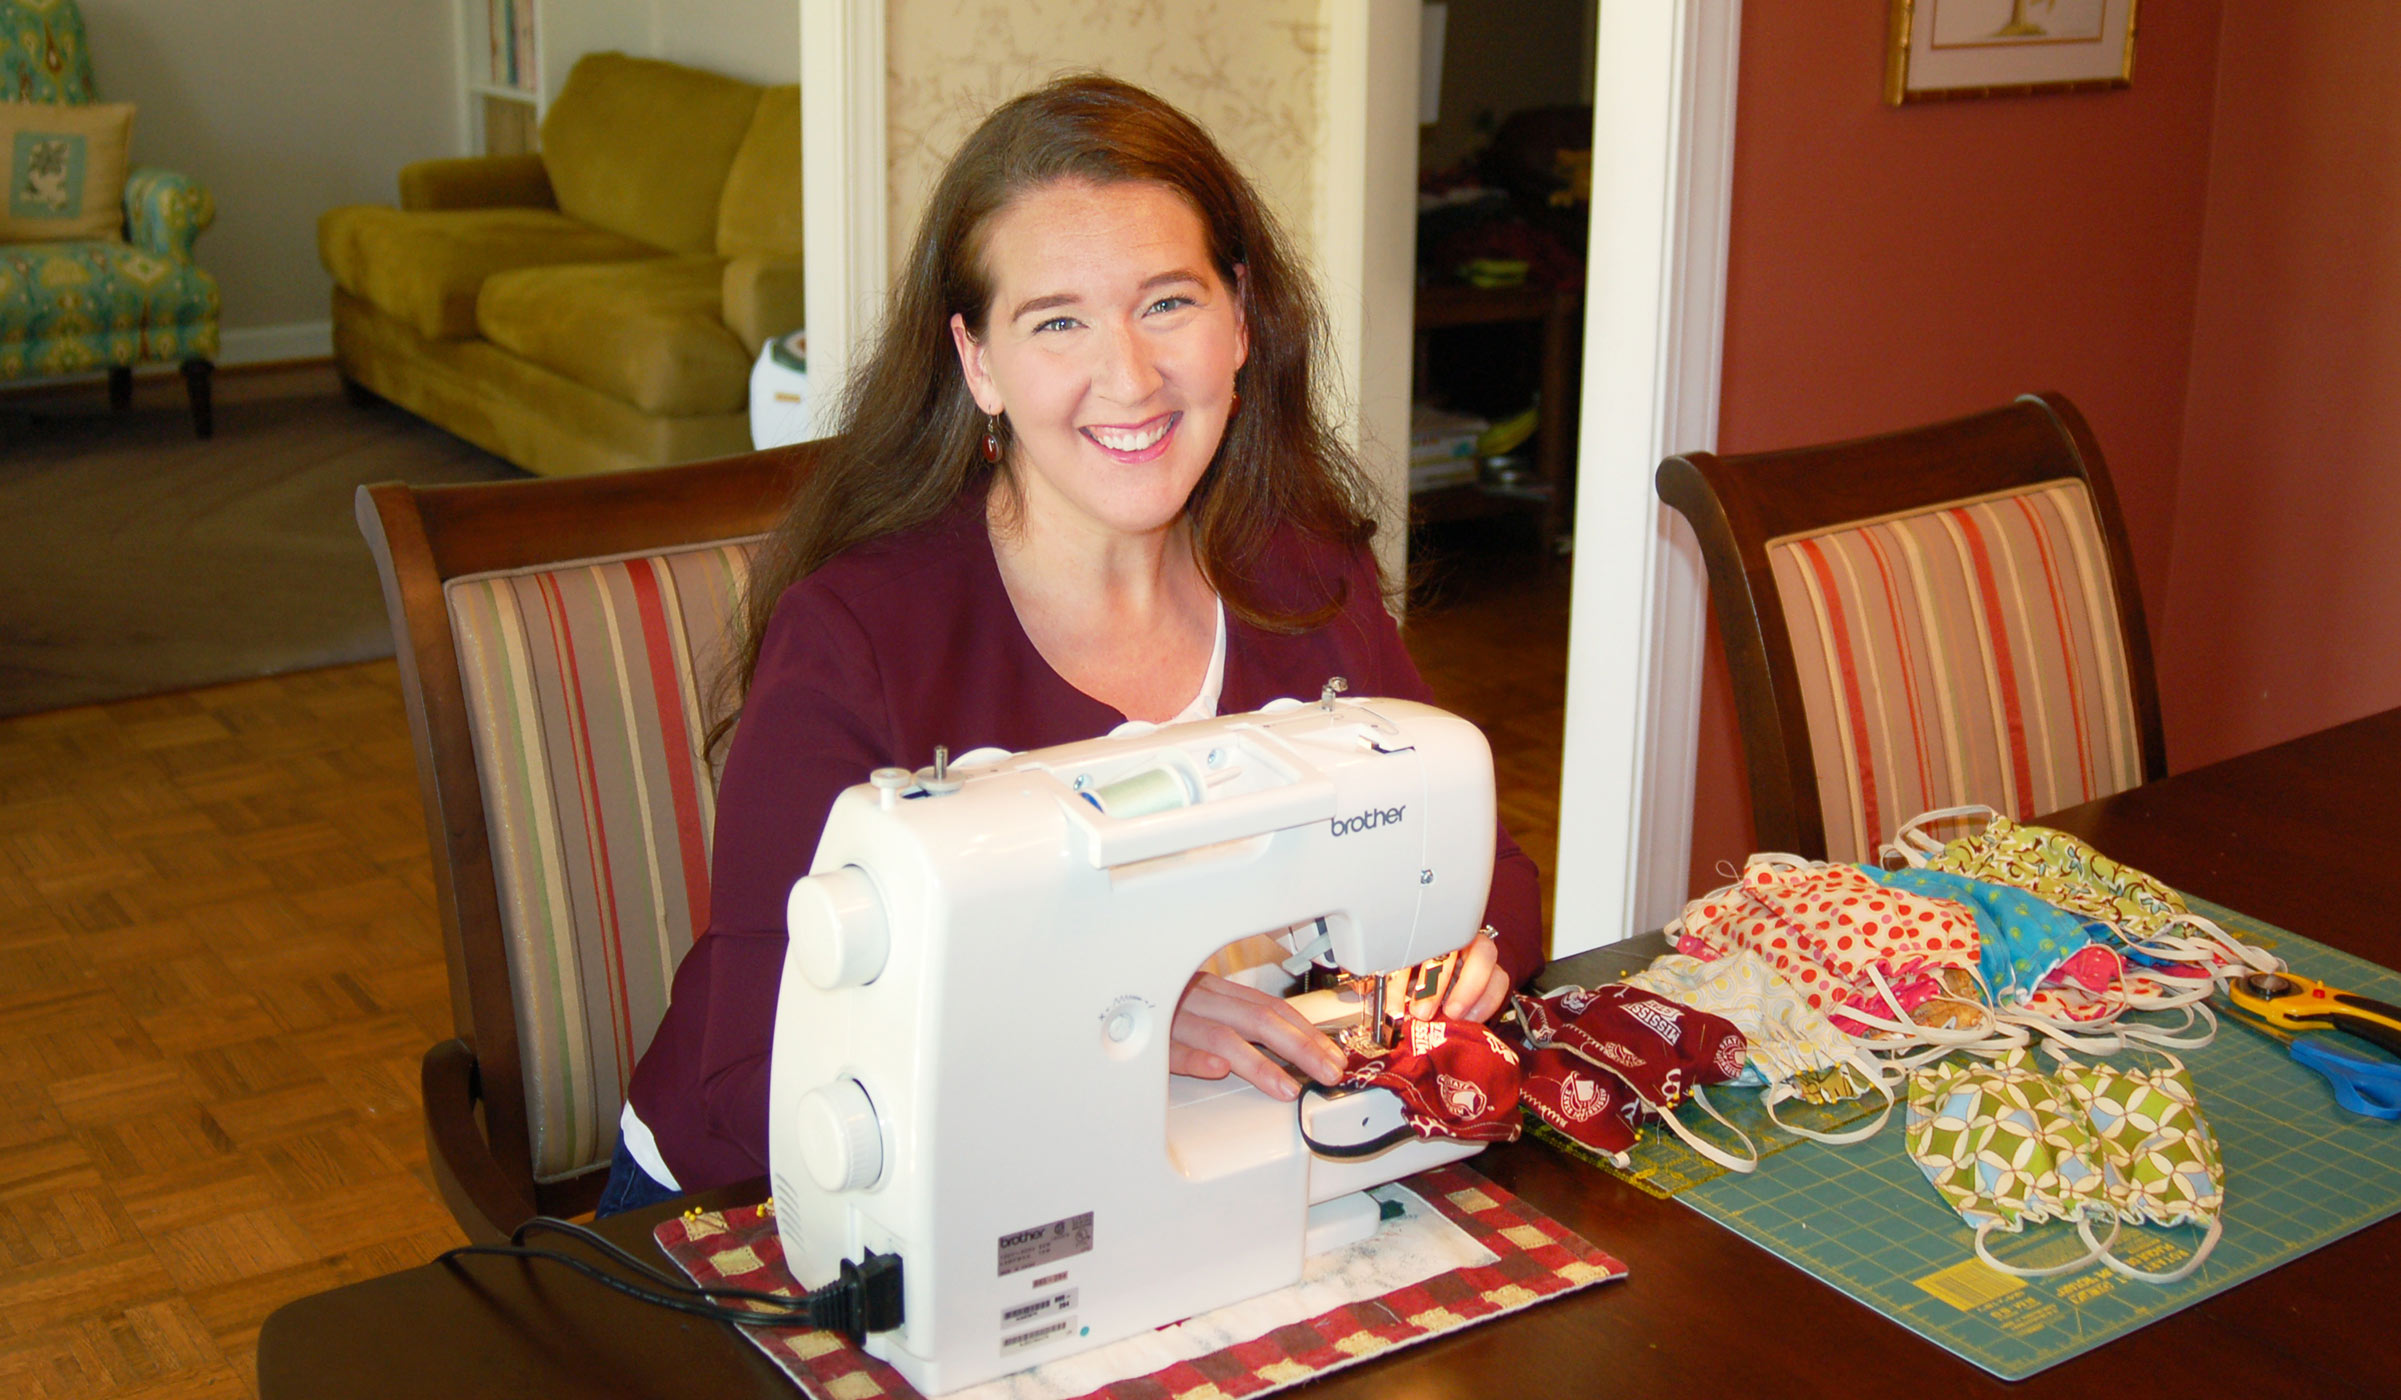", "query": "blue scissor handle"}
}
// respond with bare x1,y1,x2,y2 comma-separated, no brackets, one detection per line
2291,1035,2401,1121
